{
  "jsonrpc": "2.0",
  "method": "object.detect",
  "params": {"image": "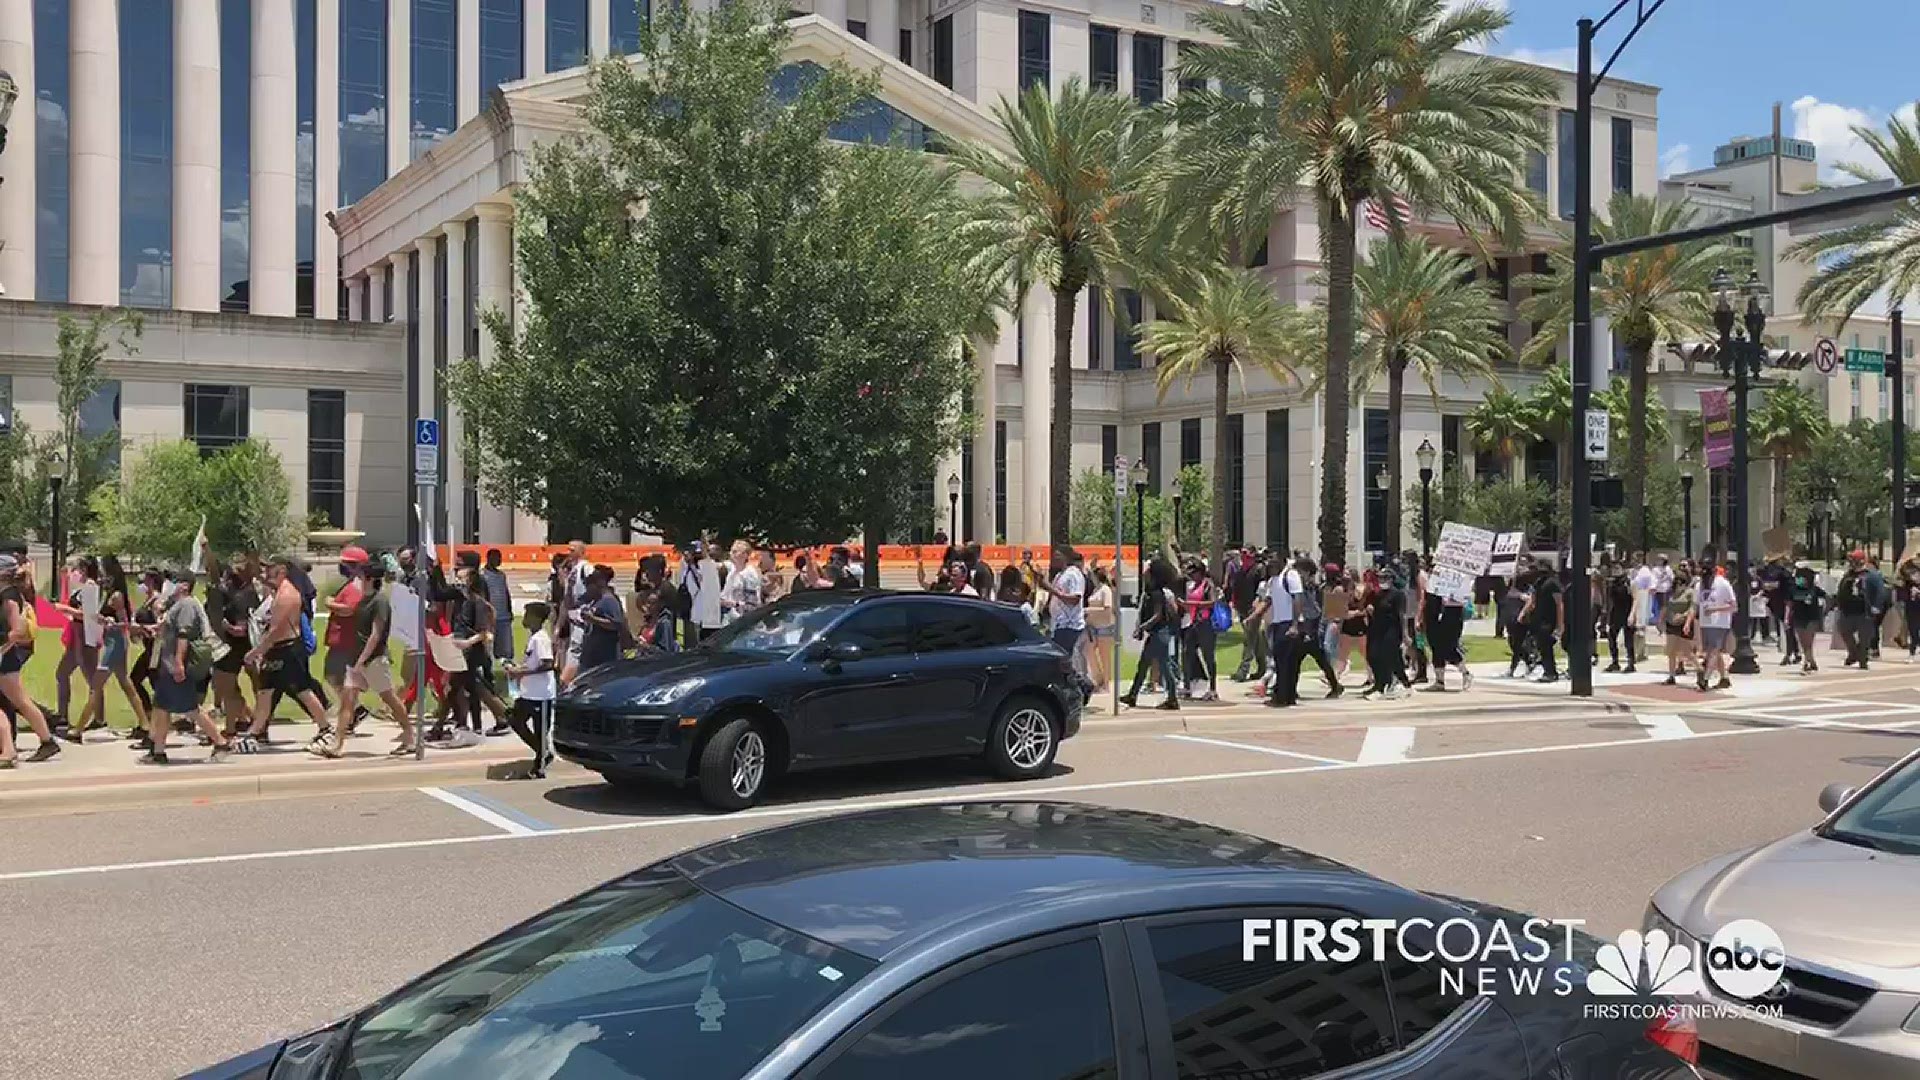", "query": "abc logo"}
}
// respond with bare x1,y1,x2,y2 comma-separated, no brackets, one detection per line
1704,919,1787,999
